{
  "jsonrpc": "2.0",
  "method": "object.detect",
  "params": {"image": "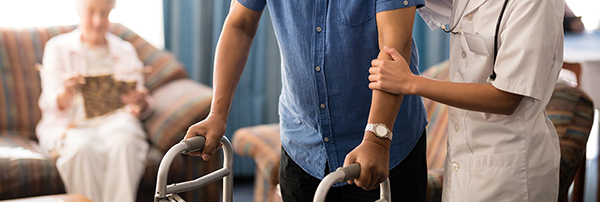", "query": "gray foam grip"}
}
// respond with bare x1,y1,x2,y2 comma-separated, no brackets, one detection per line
183,136,206,154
